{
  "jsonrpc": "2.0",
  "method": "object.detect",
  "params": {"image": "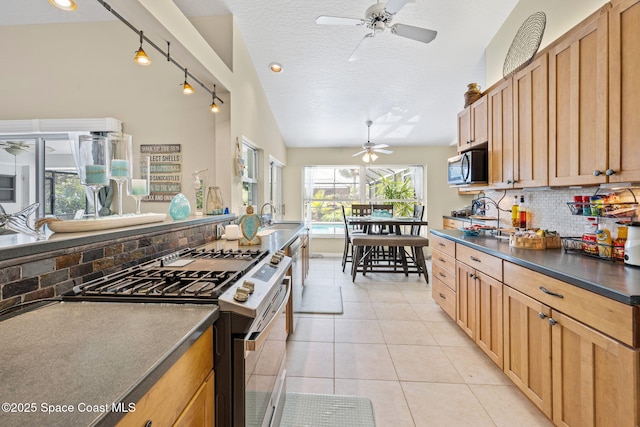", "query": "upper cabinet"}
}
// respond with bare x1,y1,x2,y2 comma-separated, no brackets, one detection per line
457,96,488,152
608,0,640,183
486,55,548,189
549,8,609,186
